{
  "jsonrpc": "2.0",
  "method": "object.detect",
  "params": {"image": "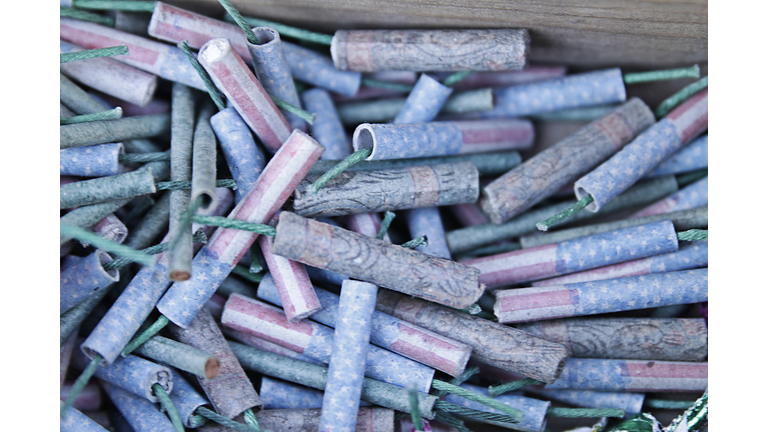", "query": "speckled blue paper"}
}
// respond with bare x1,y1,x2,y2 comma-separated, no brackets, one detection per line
649,241,708,273
60,402,110,432
444,383,549,432
211,108,267,203
527,388,645,414
393,74,453,124
354,122,463,160
632,177,708,218
72,350,173,402
647,135,707,177
319,280,377,432
481,68,626,119
101,380,177,432
168,369,210,428
544,358,708,391
261,376,325,409
157,46,208,91
248,28,305,131
60,143,122,177
283,41,361,97
302,88,352,160
404,207,451,259
60,250,118,314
